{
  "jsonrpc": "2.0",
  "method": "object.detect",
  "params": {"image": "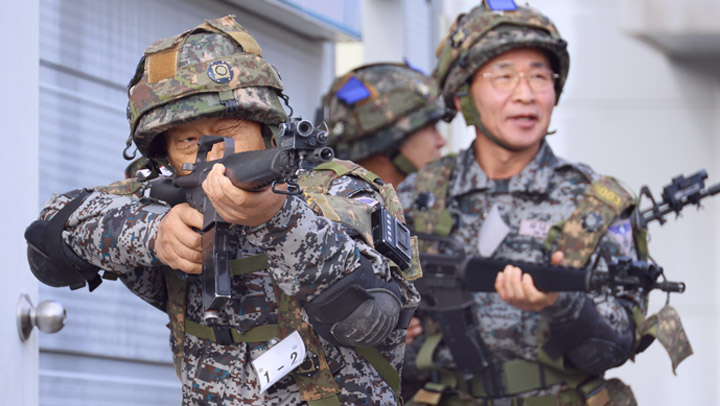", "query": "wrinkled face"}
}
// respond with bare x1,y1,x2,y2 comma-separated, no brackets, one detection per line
469,48,556,152
165,117,265,175
398,124,446,169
